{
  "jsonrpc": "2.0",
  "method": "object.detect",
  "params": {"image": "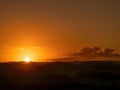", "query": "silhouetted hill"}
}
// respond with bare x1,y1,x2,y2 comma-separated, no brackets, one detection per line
0,61,120,90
